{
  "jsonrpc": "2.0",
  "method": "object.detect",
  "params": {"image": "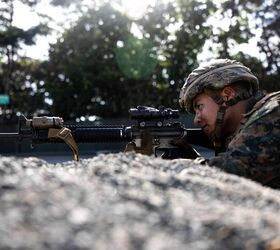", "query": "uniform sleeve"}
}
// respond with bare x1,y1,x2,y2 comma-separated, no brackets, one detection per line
207,105,280,185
